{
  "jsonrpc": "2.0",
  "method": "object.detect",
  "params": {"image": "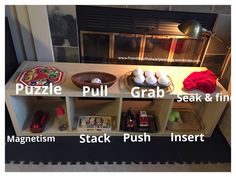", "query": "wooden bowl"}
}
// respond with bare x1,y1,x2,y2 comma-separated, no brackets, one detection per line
71,72,117,89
